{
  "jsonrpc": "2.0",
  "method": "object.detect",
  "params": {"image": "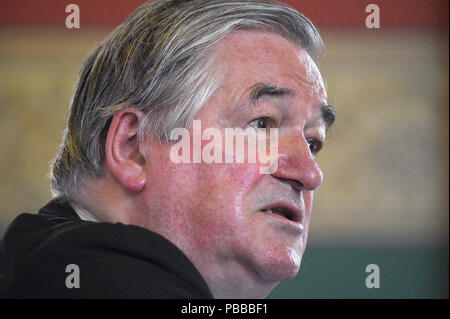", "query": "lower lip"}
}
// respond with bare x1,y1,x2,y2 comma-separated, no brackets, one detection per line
260,211,304,234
